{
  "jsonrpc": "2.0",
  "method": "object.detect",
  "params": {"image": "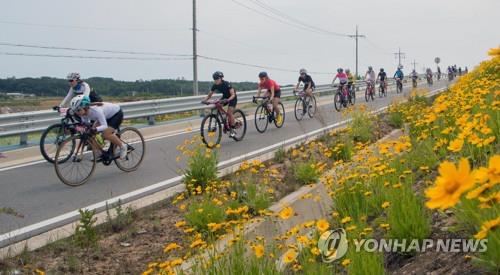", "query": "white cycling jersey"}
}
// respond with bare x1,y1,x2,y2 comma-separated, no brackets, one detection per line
365,71,376,82
60,82,91,107
82,103,121,132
